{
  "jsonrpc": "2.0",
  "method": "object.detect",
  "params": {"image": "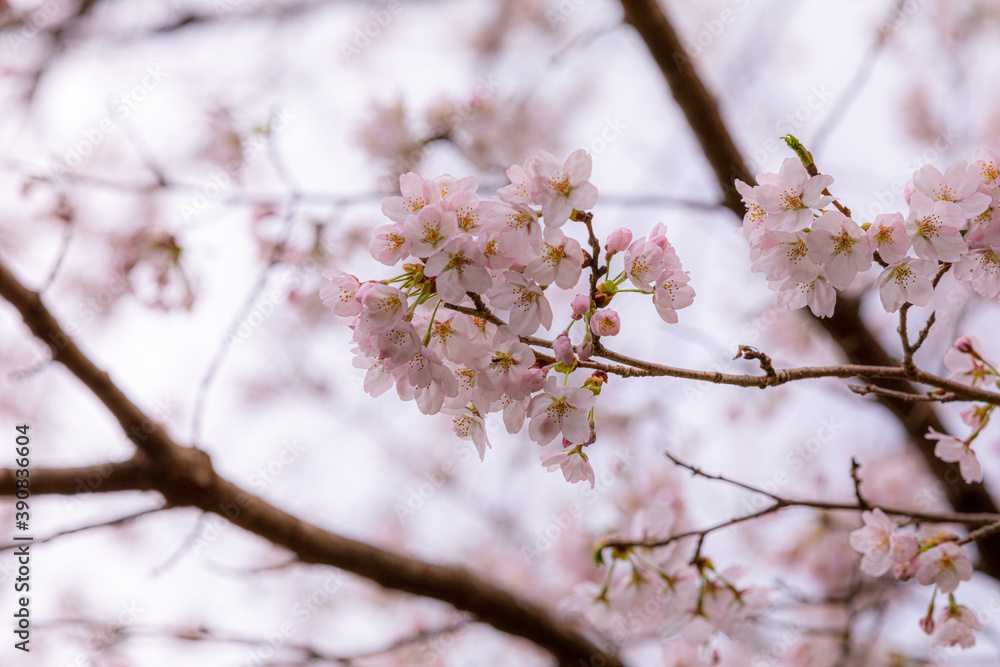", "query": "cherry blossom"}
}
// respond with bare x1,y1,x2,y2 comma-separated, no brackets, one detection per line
590,309,621,336
927,428,982,484
913,542,974,593
769,273,836,318
404,204,459,257
540,446,596,487
943,337,994,387
911,162,991,219
905,192,967,262
751,158,833,233
865,213,911,266
424,235,492,303
528,149,599,227
356,283,409,330
319,270,361,317
848,508,902,576
381,172,441,222
605,227,632,256
448,406,491,461
652,269,695,323
487,271,553,336
930,604,981,649
874,259,936,313
524,227,584,289
805,211,873,289
369,222,410,265
526,377,595,446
